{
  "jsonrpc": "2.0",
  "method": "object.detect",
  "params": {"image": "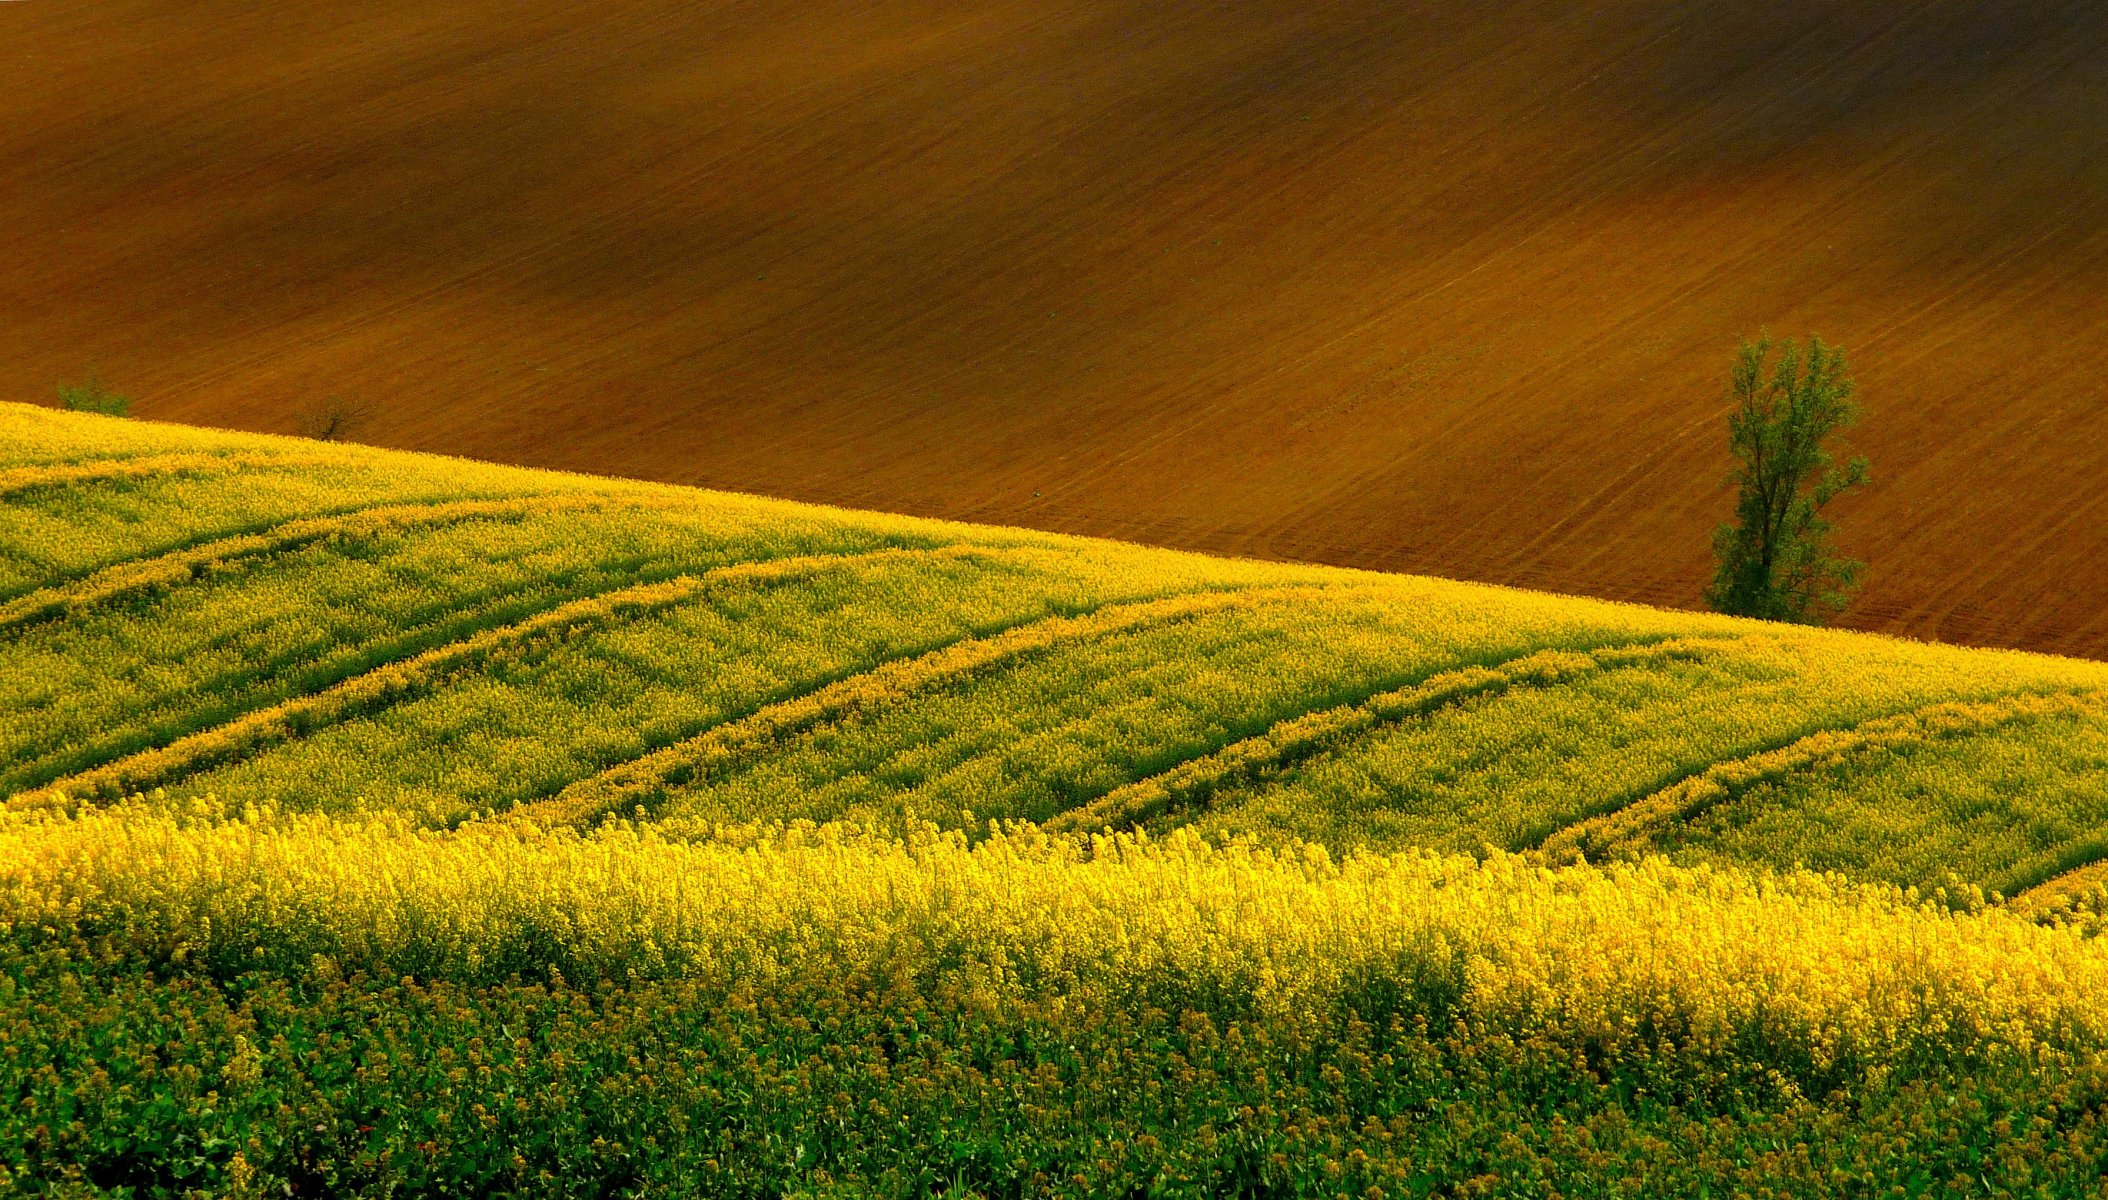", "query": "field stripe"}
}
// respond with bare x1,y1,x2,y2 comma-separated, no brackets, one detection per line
0,492,693,634
1047,637,1726,835
2007,854,2108,921
14,544,992,807
0,451,339,499
514,584,1341,829
1542,690,2108,862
